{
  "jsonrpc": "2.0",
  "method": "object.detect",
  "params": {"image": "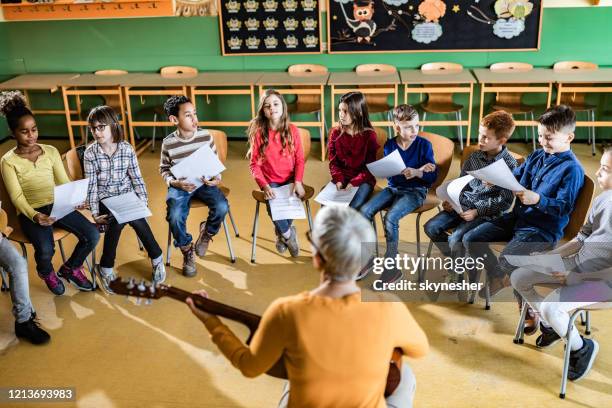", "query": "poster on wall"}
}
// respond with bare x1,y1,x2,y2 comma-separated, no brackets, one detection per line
219,0,323,55
327,0,543,53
